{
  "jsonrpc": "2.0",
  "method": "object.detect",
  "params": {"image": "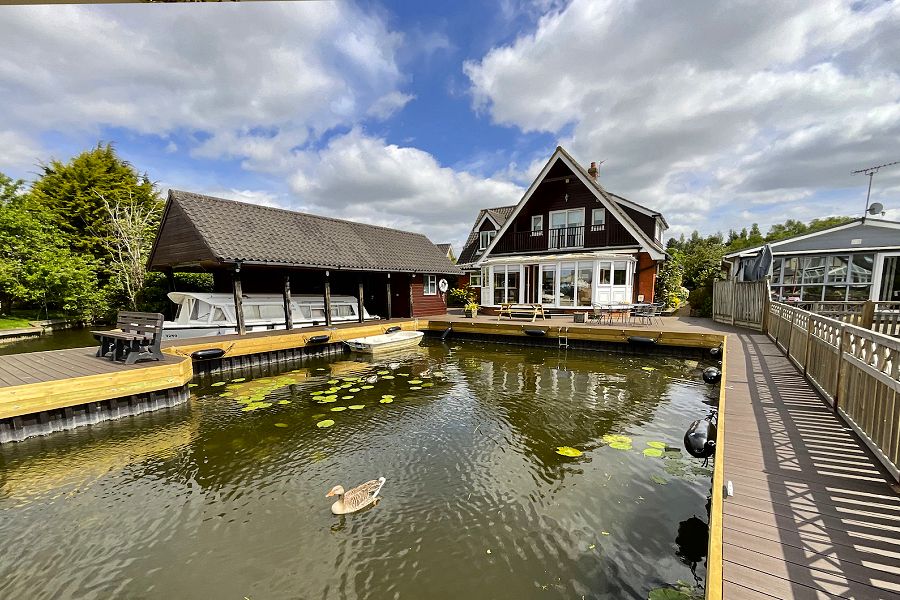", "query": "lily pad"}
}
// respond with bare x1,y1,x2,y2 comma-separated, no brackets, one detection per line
380,398,393,404
320,395,339,403
241,401,273,411
361,385,374,389
399,373,410,377
188,383,198,388
602,434,633,450
211,381,228,387
409,386,422,390
408,379,423,385
342,395,355,400
327,379,339,384
641,366,656,372
348,404,365,410
382,375,395,380
231,377,246,383
381,394,395,399
421,382,434,387
647,441,666,449
348,387,361,392
330,407,347,412
274,423,289,428
556,446,583,457
316,419,335,428
311,391,323,396
377,370,390,375
643,448,664,458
